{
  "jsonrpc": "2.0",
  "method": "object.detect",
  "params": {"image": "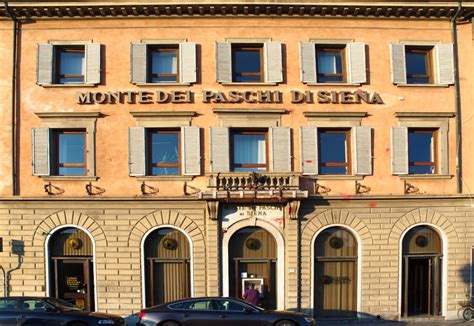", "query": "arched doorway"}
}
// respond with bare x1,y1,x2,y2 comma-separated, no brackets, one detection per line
144,227,191,307
48,227,95,311
314,227,358,318
228,227,277,309
402,225,442,317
